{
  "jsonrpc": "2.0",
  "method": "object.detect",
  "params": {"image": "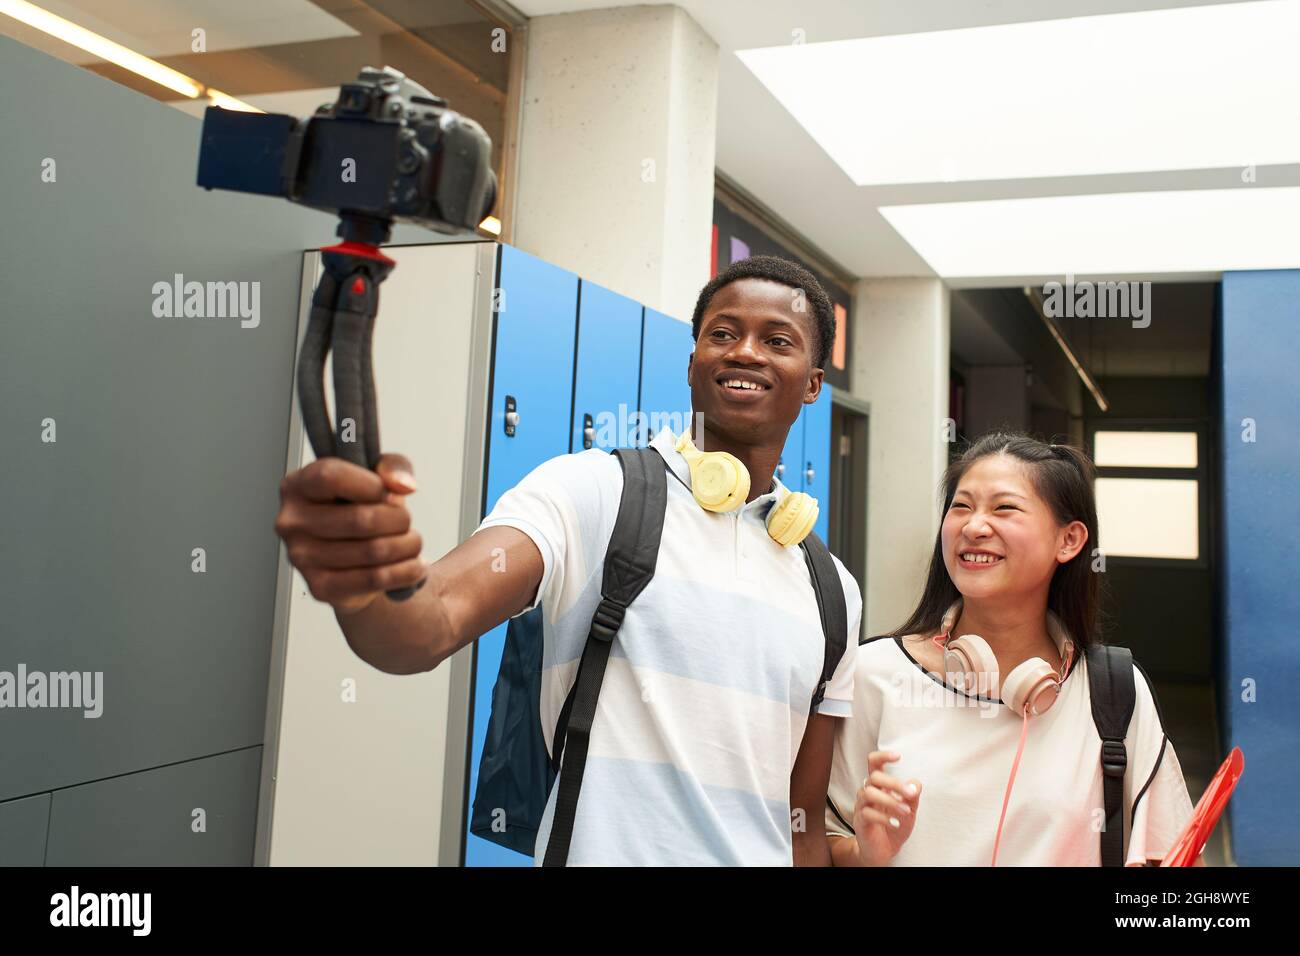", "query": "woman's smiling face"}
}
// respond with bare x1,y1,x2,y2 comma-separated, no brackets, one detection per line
941,453,1083,599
